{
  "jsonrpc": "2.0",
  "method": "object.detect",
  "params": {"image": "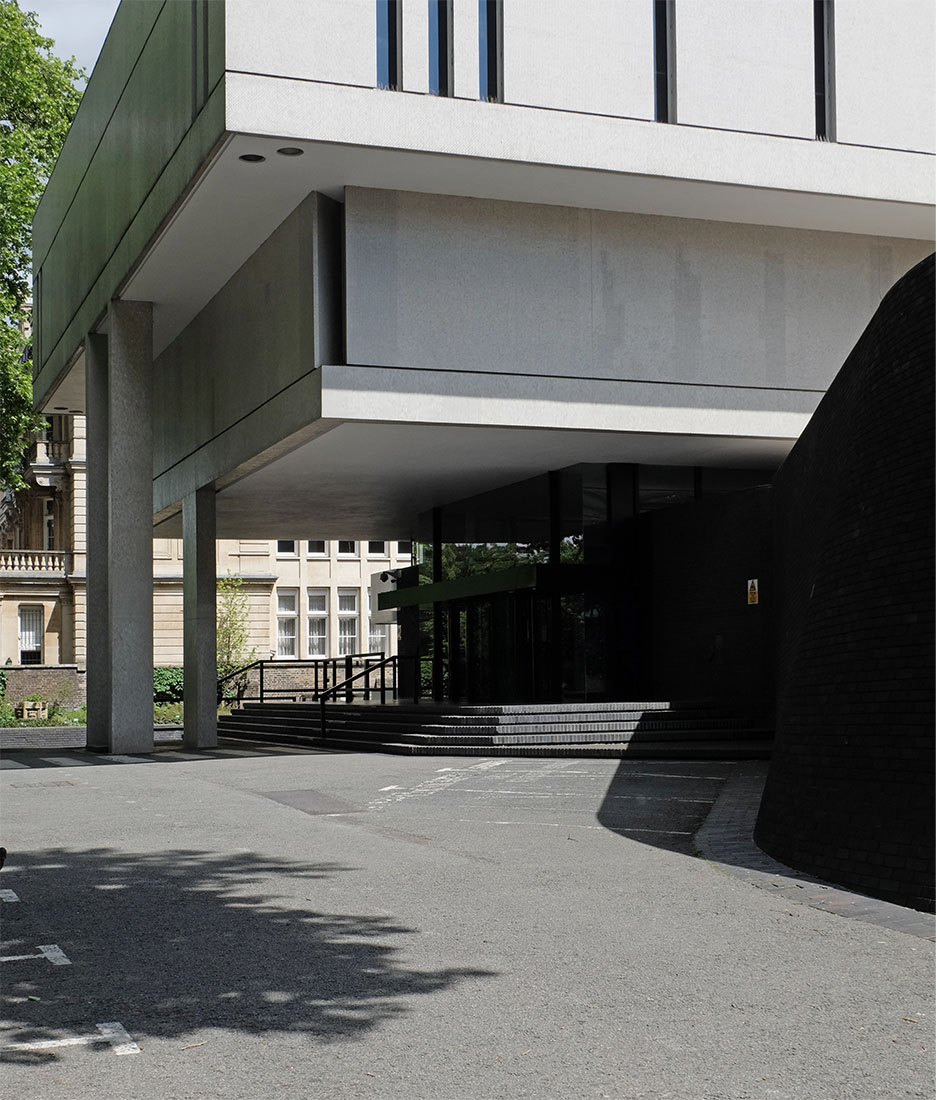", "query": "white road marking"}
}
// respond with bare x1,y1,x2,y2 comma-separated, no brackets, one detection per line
2,1021,141,1056
95,1021,142,1055
367,759,507,810
550,770,731,781
1,944,71,966
458,819,692,834
0,889,19,902
378,785,402,791
38,944,71,965
456,788,713,802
